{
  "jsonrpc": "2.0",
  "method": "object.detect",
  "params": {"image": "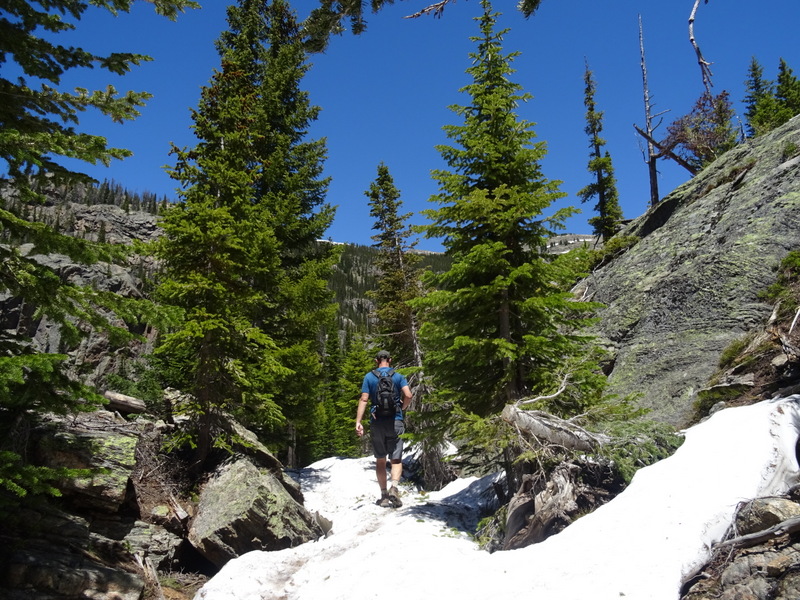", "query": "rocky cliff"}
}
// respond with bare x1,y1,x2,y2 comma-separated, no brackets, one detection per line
583,114,800,426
